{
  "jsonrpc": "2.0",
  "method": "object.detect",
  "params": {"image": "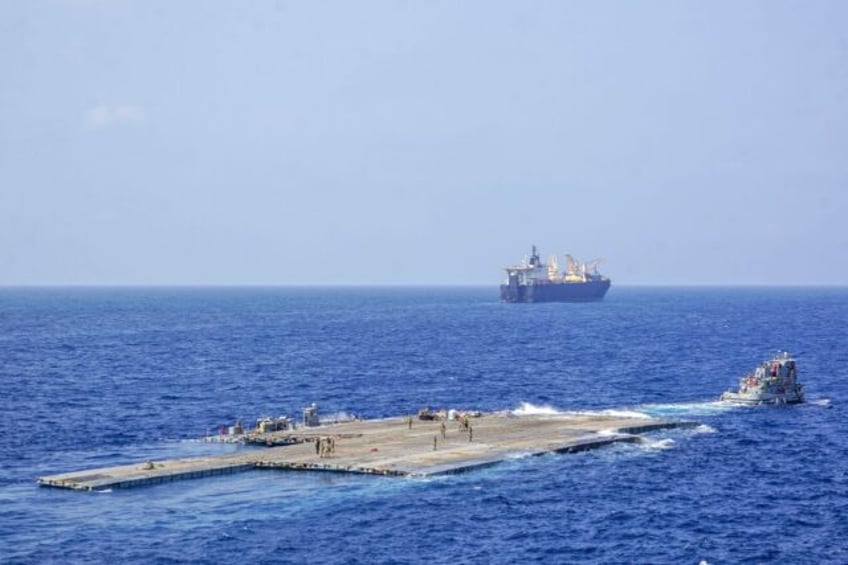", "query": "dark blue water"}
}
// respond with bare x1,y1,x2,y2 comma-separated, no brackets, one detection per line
1,287,846,564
